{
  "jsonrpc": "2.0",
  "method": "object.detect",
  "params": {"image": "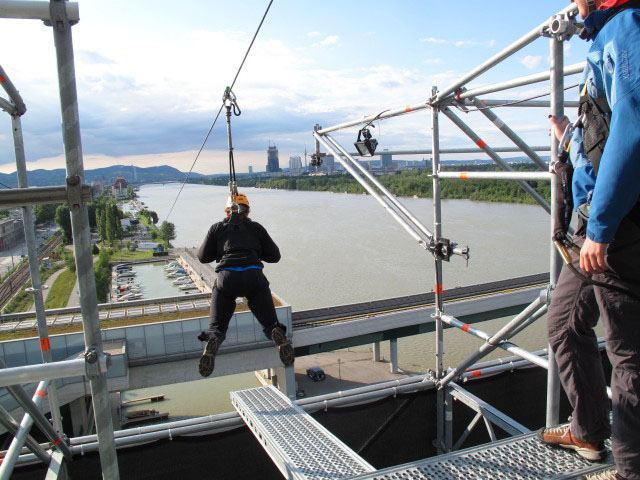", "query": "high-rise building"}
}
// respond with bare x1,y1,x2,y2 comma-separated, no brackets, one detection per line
266,145,281,173
289,156,303,174
248,166,253,174
381,150,393,170
323,154,335,174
